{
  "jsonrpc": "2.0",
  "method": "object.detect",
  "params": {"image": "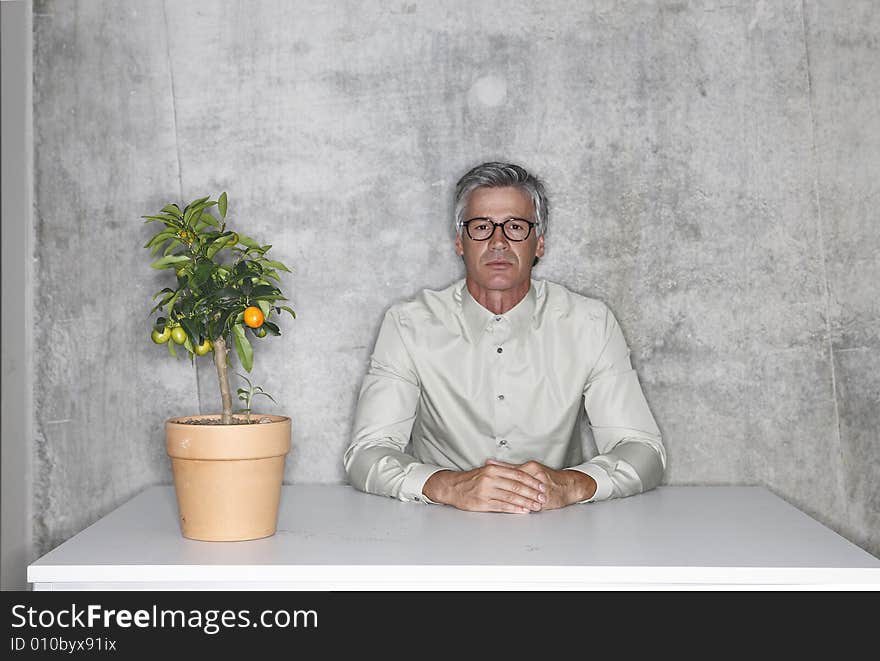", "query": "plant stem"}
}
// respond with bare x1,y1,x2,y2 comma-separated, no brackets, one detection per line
213,335,233,424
